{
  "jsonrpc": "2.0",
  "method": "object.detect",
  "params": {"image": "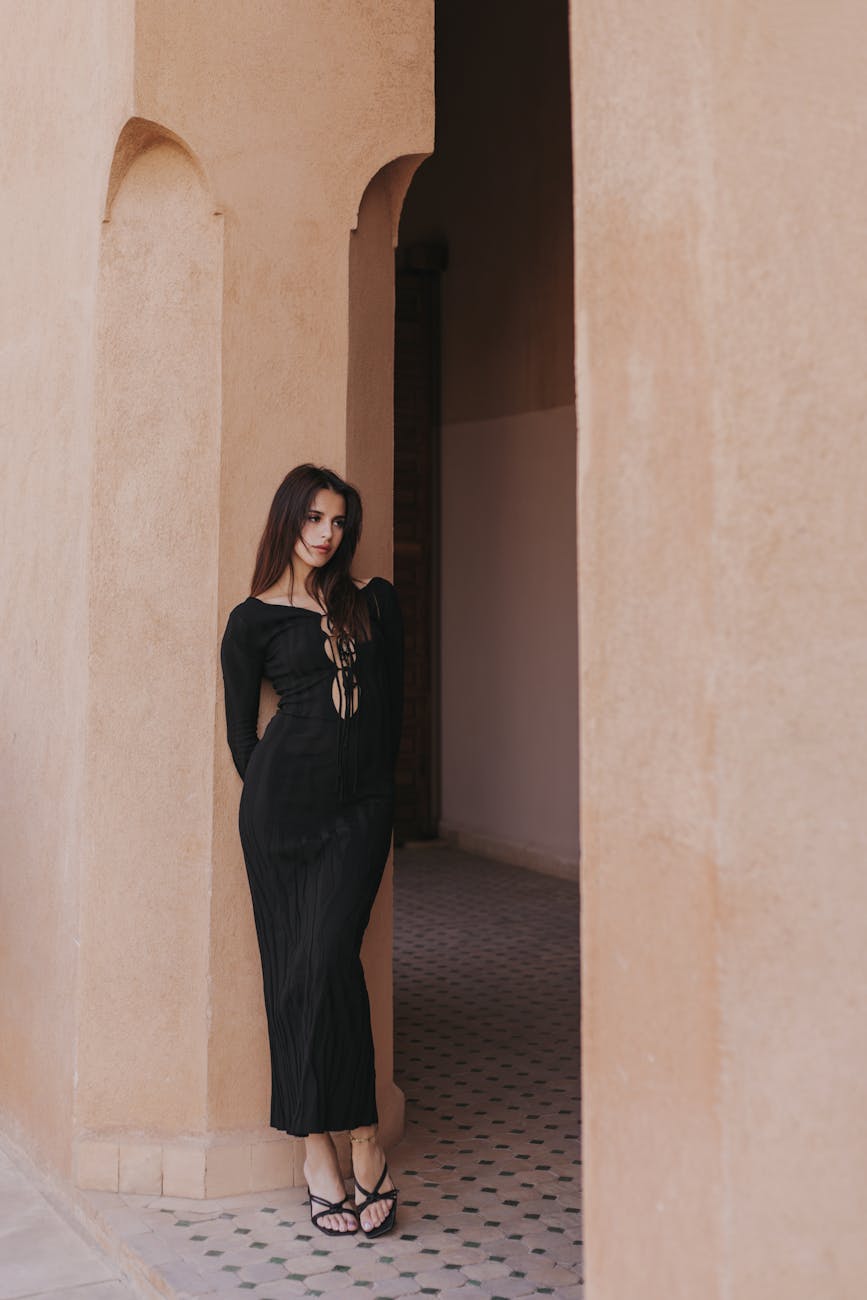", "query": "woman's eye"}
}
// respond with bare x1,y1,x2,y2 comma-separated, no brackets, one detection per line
307,514,344,526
